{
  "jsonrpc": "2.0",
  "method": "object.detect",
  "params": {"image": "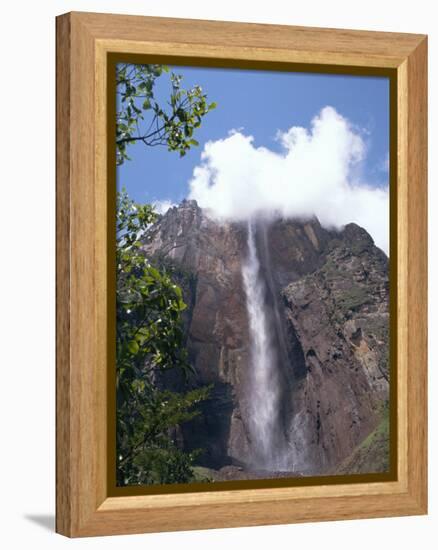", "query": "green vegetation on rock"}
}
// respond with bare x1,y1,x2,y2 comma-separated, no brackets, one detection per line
337,286,370,314
336,405,390,475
